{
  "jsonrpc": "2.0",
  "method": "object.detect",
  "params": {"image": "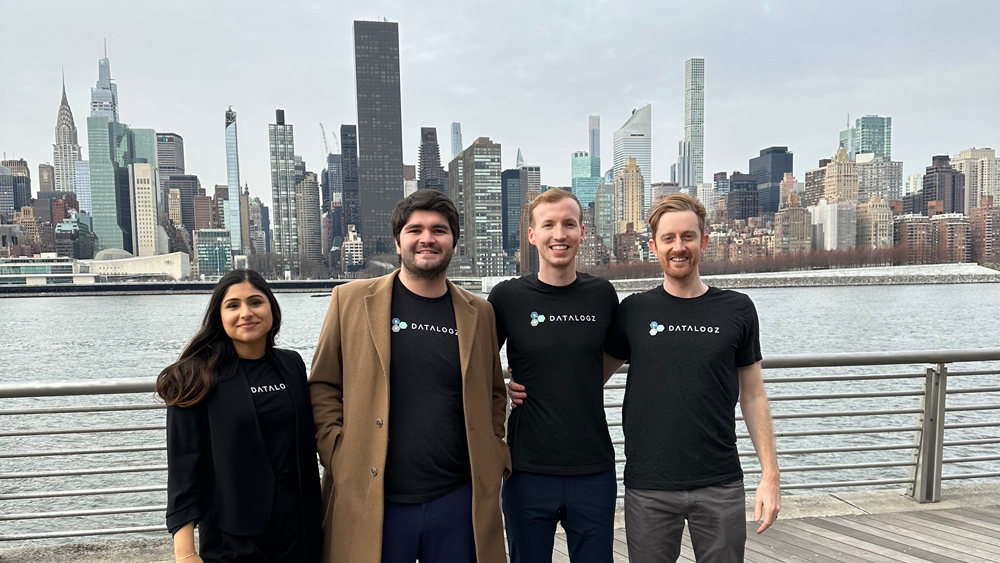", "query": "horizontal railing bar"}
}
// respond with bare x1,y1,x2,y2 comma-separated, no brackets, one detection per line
945,404,1000,412
944,438,1000,447
0,425,165,437
739,443,917,456
945,387,1000,394
945,421,1000,430
0,505,165,521
945,370,1000,377
0,445,166,459
3,349,997,399
764,426,921,438
741,408,924,421
0,464,167,479
0,404,165,416
0,485,166,501
768,390,924,401
942,455,1000,464
941,472,1000,480
604,384,624,390
761,349,1000,368
0,377,158,398
0,525,165,541
780,478,914,489
744,460,916,473
763,373,925,383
